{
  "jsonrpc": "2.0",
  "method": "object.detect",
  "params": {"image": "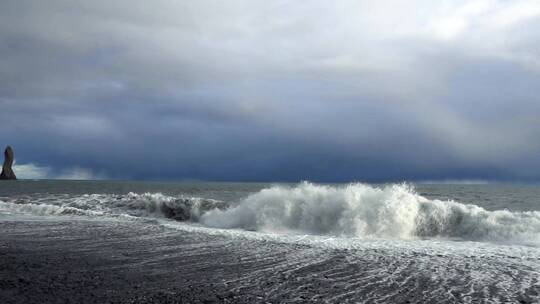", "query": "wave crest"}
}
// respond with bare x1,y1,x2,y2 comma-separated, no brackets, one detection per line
201,182,540,243
0,192,226,221
2,183,539,244
0,200,105,217
119,192,227,221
